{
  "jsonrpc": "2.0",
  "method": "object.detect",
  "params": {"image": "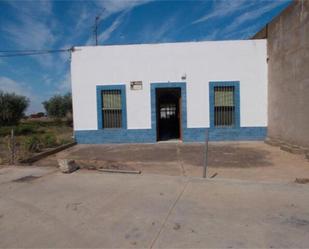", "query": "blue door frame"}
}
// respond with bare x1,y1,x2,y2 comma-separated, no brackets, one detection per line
150,82,187,141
